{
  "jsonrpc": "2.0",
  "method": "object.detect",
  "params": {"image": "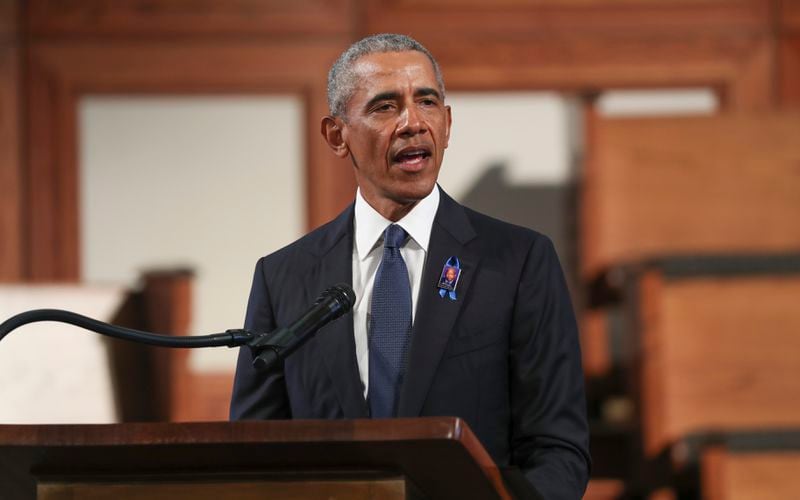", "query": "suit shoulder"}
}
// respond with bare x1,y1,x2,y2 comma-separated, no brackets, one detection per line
462,205,552,248
259,207,352,274
456,206,563,276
